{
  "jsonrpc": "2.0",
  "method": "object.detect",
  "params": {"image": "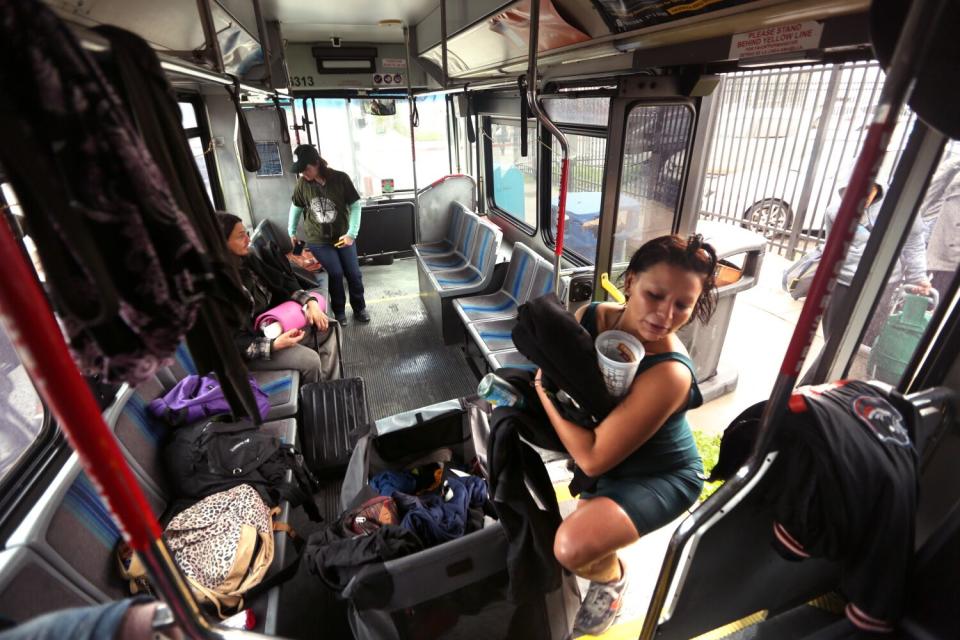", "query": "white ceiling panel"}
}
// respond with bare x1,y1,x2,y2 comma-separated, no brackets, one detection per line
263,0,439,42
